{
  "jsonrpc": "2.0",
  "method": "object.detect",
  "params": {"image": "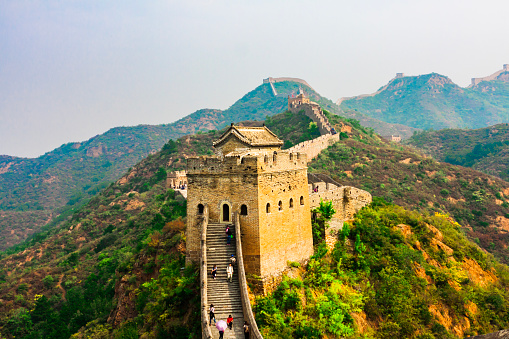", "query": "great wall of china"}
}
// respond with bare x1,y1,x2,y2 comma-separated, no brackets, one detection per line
166,91,371,338
470,64,509,87
263,77,316,93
